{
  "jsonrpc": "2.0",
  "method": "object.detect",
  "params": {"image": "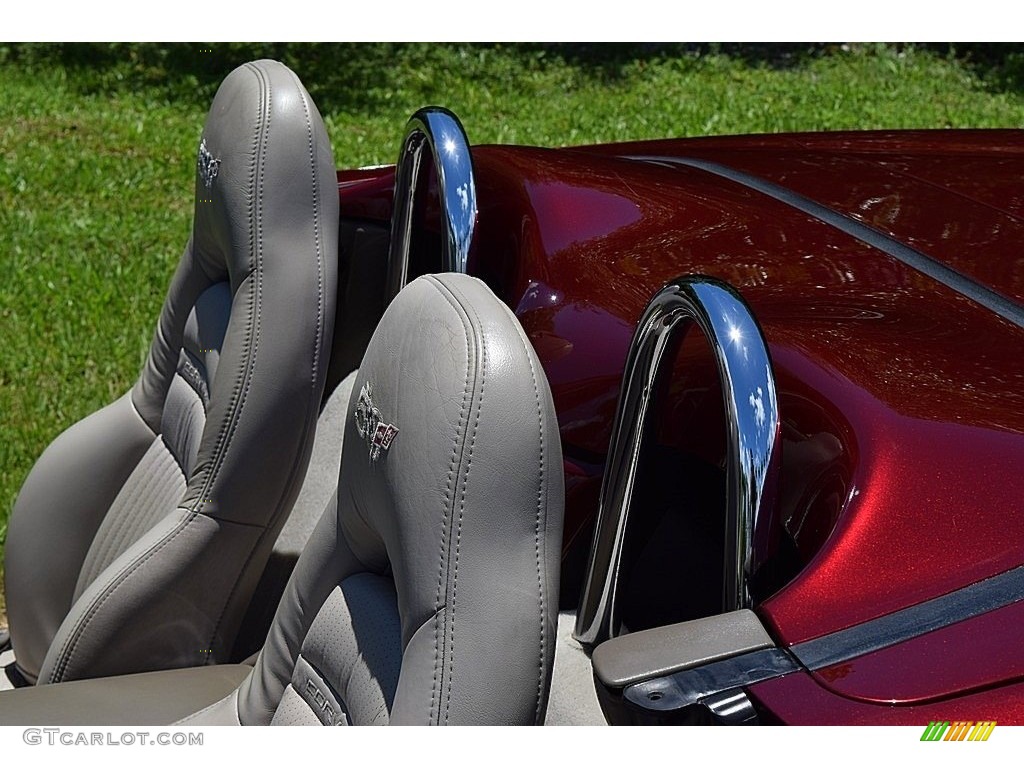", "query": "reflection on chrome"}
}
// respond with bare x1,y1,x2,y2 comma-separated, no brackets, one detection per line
574,276,781,648
386,108,477,303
